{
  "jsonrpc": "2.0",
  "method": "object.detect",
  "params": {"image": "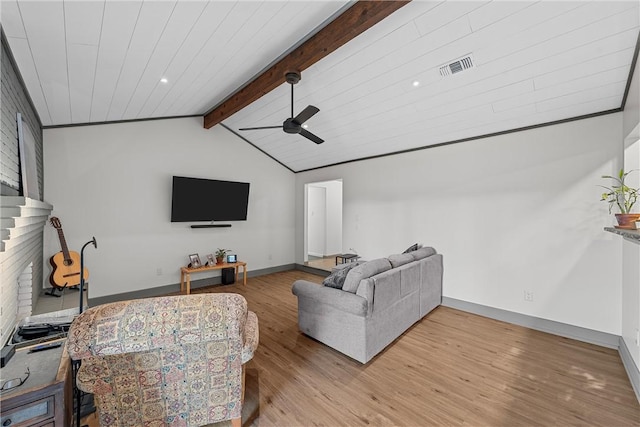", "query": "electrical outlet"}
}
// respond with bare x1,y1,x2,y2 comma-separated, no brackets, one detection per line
156,268,163,276
524,291,534,302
